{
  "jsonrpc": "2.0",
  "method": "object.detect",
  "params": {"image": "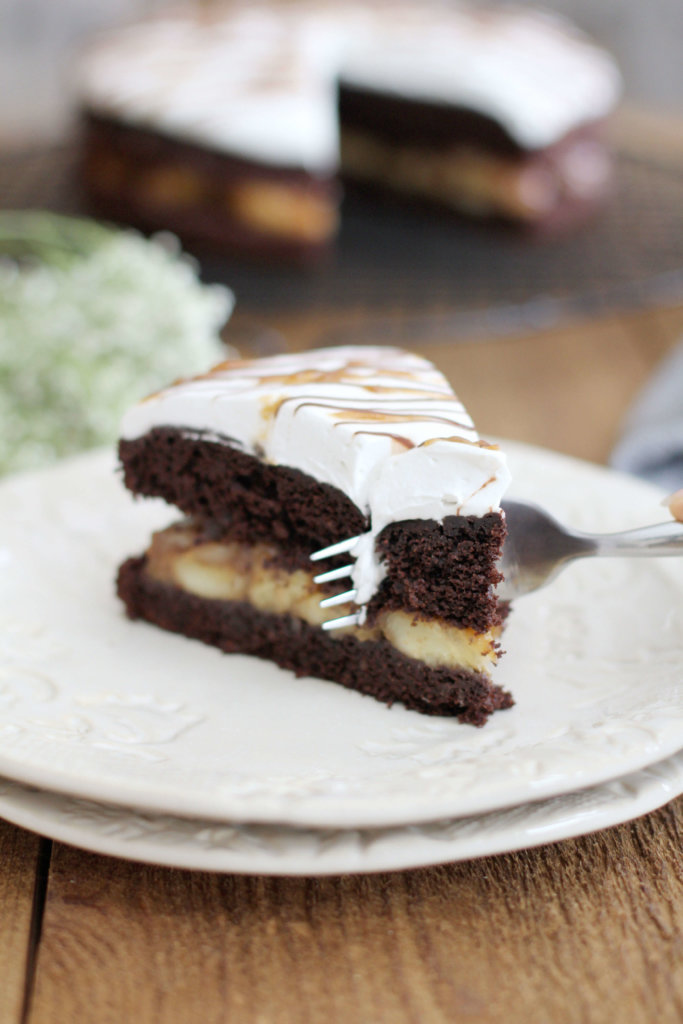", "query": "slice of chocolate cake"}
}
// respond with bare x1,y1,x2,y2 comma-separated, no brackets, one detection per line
117,346,512,724
79,3,621,260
